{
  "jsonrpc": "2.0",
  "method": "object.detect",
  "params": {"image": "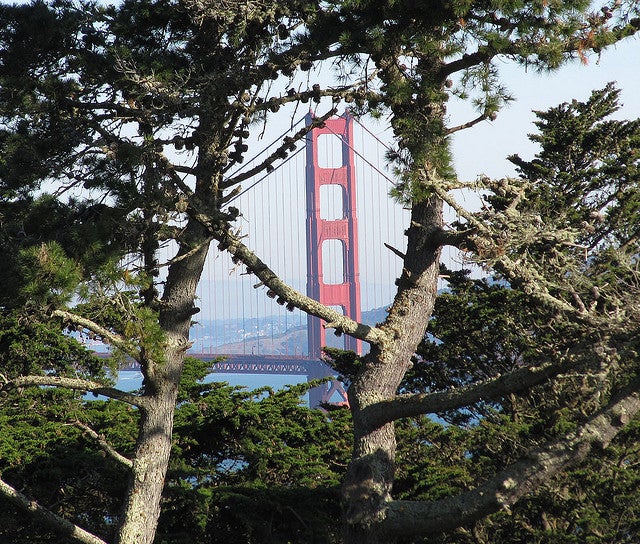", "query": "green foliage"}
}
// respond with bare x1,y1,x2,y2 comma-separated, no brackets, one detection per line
122,305,166,363
0,0,639,541
155,358,352,543
0,195,132,311
399,268,640,543
508,84,640,235
399,86,640,543
0,1,359,539
414,270,537,383
18,241,82,307
460,417,640,544
394,417,473,502
0,310,103,379
459,84,640,544
190,486,342,544
0,354,351,543
313,0,640,204
171,360,352,488
322,347,363,381
0,390,133,543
